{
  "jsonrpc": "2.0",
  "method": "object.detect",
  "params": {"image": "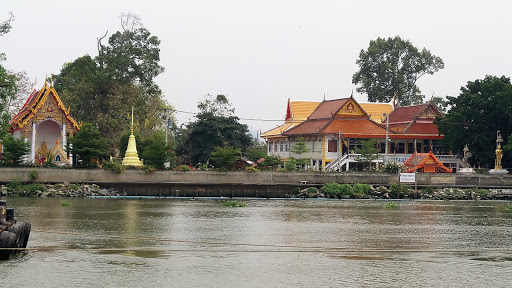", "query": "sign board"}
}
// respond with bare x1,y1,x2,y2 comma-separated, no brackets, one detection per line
400,173,416,183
